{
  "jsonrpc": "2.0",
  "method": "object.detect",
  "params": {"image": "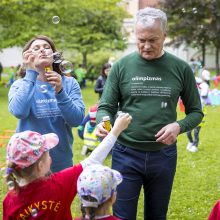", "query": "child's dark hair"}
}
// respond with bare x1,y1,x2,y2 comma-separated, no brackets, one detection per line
80,195,98,220
101,62,111,77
